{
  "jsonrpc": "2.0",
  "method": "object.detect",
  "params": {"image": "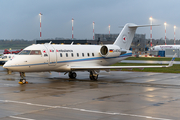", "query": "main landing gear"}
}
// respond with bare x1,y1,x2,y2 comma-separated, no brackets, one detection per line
19,72,28,84
68,72,77,79
89,70,98,80
67,71,99,80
